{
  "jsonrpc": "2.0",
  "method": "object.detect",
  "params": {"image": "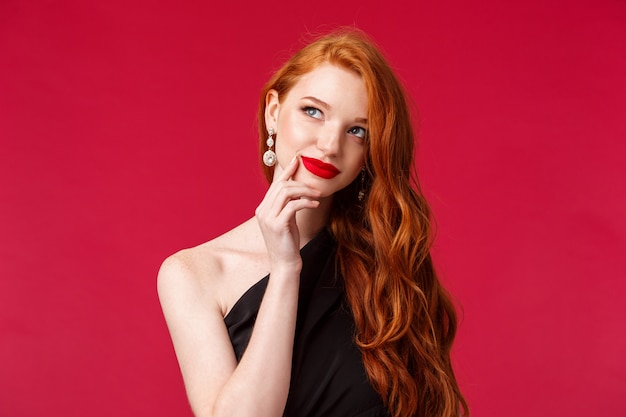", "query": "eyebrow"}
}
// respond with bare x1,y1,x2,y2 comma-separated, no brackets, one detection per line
302,96,368,124
302,96,331,109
